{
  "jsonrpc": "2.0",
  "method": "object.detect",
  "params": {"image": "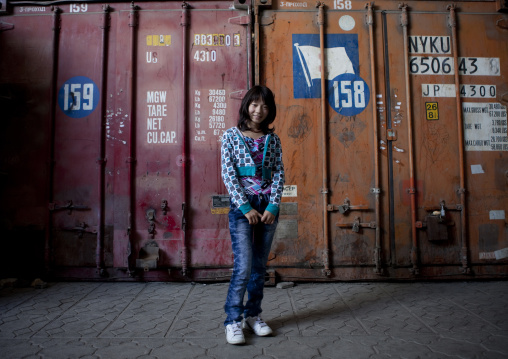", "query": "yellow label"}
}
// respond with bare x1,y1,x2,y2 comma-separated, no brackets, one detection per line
146,35,171,47
211,208,229,215
426,102,439,121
